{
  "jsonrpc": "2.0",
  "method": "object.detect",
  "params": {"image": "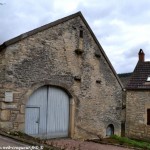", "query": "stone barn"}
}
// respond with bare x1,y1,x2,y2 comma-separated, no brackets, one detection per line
126,49,150,141
0,12,123,139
